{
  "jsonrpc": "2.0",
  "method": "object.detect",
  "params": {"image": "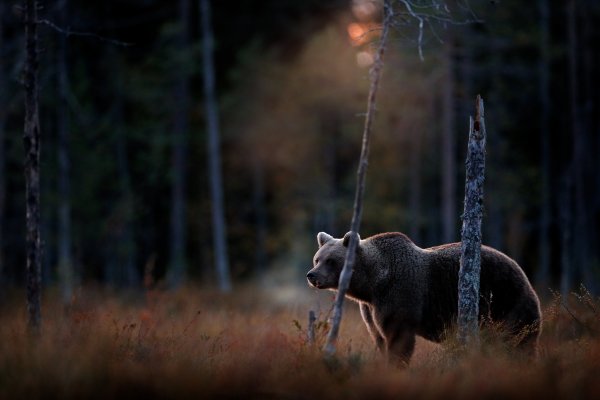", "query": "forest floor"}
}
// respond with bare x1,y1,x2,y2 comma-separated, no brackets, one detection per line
1,282,599,399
